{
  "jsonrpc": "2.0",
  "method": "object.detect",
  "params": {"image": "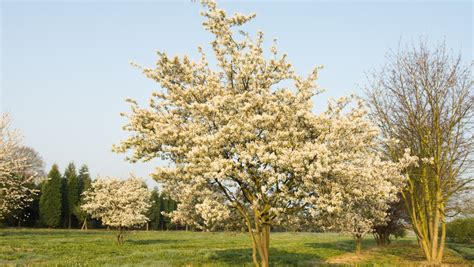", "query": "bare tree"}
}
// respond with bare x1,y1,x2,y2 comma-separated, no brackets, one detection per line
366,40,473,263
447,190,474,218
13,146,46,179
